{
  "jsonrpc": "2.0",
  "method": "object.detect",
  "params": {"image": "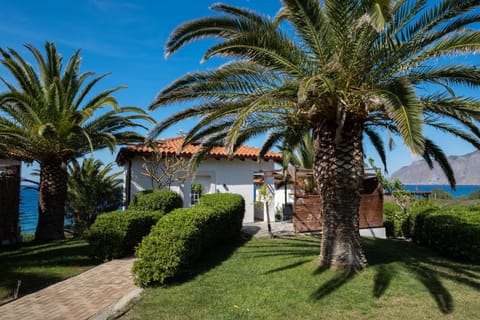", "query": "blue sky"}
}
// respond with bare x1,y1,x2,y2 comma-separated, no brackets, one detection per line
1,0,479,180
